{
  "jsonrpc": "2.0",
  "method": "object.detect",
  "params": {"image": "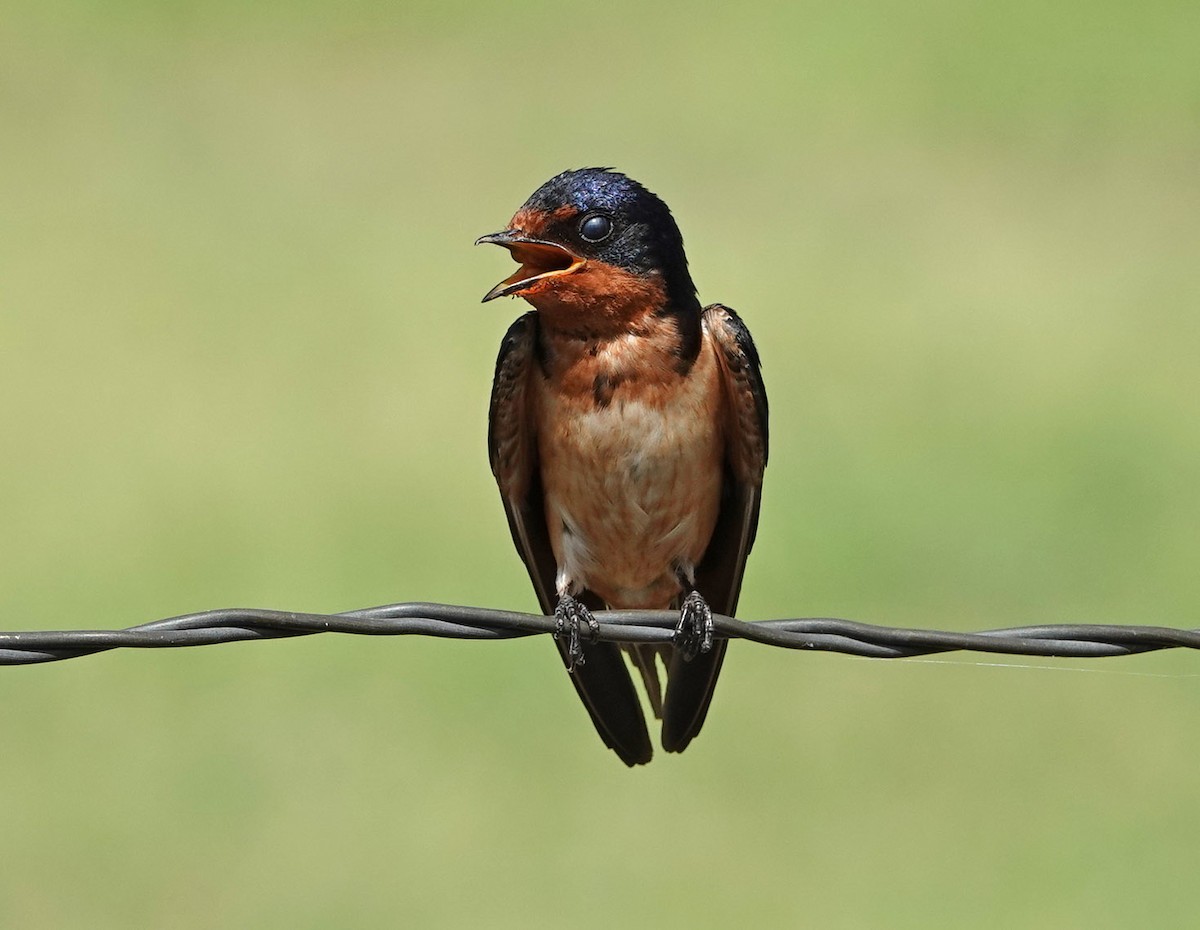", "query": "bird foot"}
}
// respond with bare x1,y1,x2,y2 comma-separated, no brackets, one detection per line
555,594,599,673
674,591,714,662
